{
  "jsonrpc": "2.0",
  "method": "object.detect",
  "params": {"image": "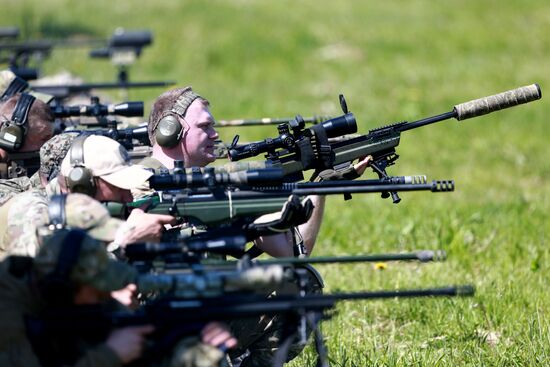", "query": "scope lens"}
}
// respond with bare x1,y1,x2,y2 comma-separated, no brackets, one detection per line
320,113,357,138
